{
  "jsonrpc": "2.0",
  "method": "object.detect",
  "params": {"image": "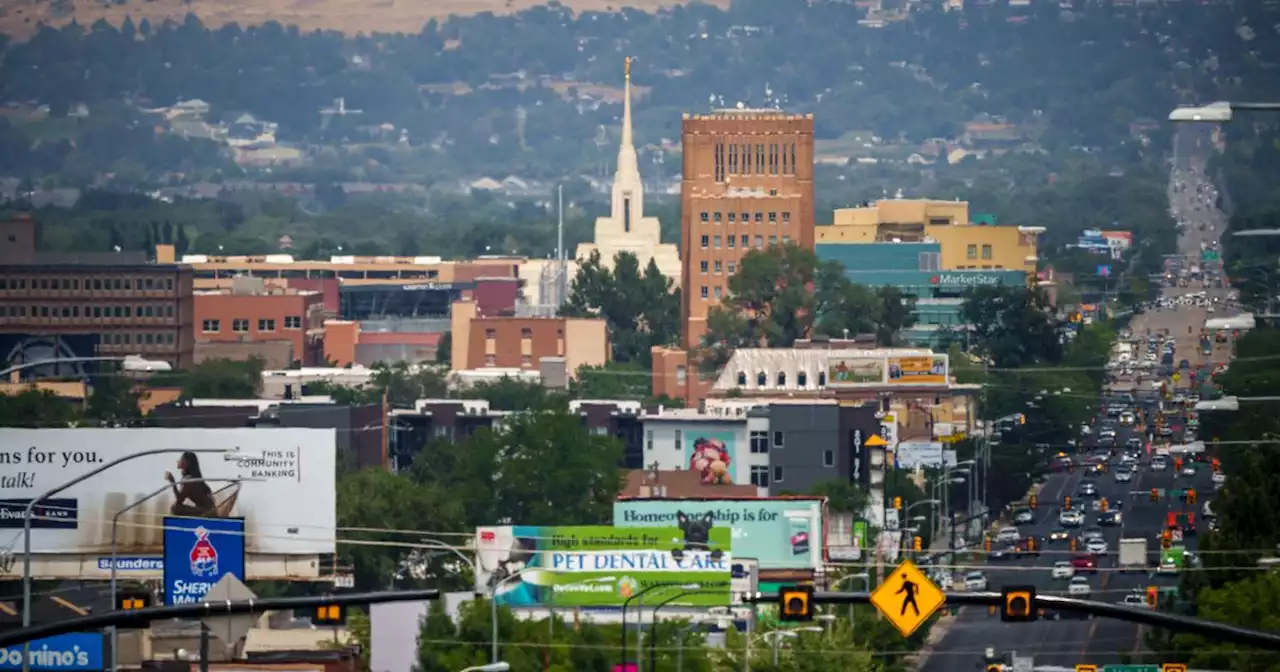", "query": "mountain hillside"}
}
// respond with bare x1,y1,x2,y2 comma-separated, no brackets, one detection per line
0,0,726,37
